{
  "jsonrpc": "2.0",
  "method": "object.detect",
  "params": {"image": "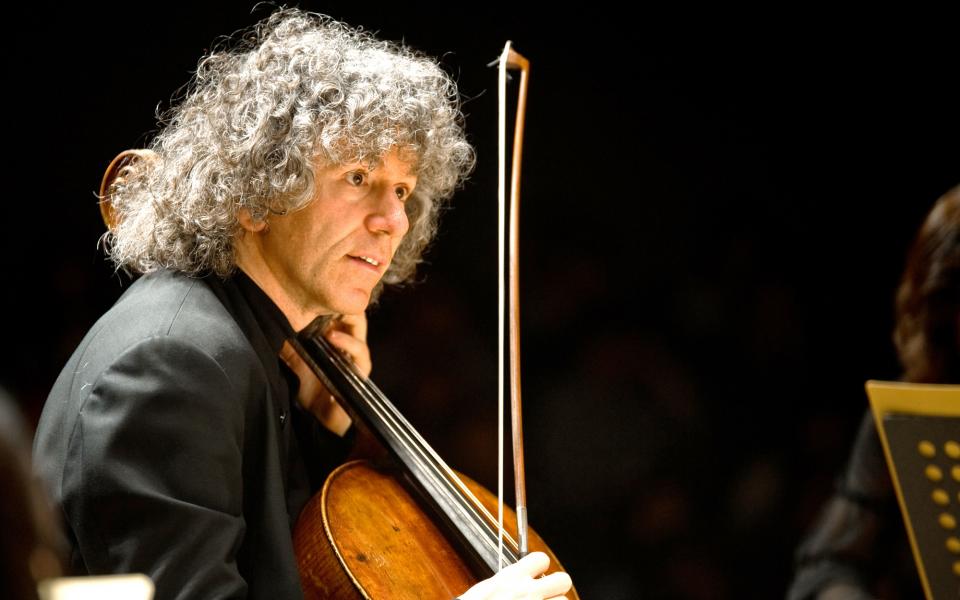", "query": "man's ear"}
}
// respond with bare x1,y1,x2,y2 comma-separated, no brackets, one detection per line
238,207,268,233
